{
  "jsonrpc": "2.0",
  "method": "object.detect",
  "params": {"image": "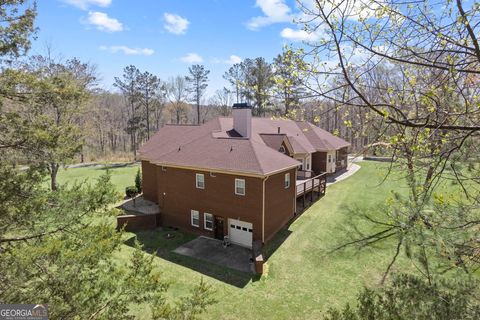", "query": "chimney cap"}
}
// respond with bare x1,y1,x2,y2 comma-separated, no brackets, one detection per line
232,103,252,109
